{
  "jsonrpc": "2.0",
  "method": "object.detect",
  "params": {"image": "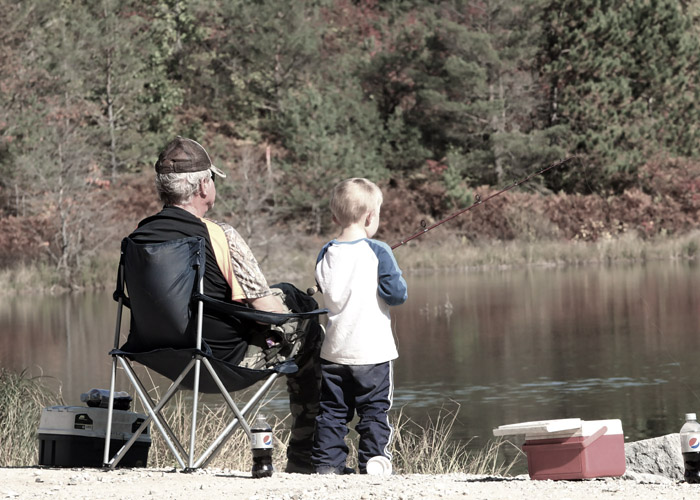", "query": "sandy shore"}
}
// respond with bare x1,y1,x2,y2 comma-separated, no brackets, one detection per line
0,467,695,500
